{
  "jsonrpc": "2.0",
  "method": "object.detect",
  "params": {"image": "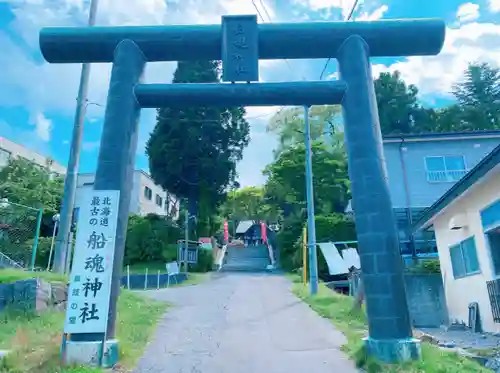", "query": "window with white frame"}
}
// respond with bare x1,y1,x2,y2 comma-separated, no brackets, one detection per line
425,155,467,182
449,237,480,279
